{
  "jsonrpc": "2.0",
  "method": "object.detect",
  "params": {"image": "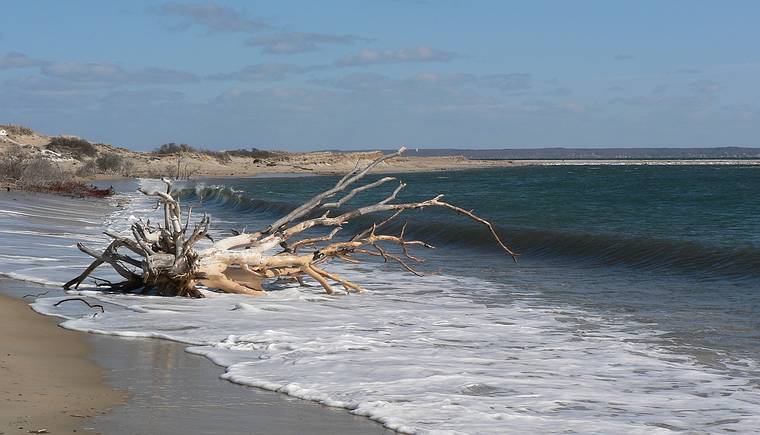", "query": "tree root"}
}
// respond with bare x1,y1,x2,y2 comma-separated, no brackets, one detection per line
66,149,518,297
